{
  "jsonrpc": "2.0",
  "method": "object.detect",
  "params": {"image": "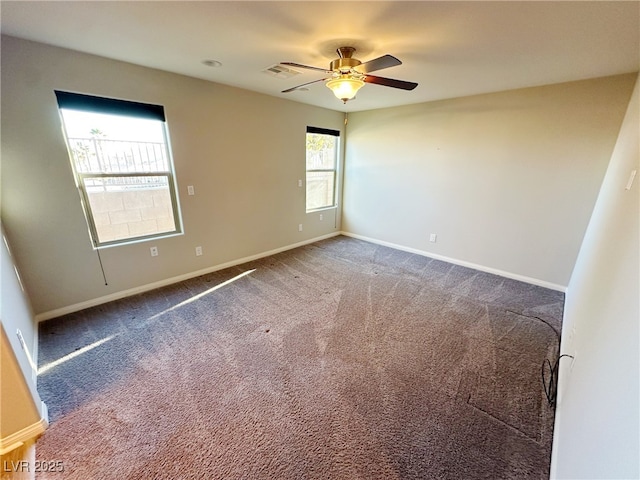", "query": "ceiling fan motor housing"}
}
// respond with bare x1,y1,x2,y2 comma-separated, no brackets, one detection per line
330,57,361,73
331,47,362,73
